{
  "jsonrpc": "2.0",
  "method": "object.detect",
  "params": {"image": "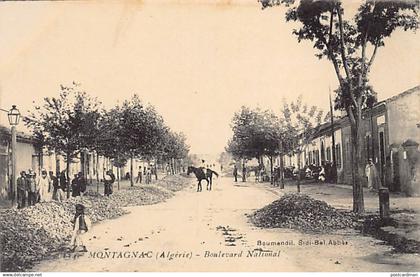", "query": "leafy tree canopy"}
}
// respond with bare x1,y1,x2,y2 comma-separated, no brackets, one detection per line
24,83,101,158
226,106,283,160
